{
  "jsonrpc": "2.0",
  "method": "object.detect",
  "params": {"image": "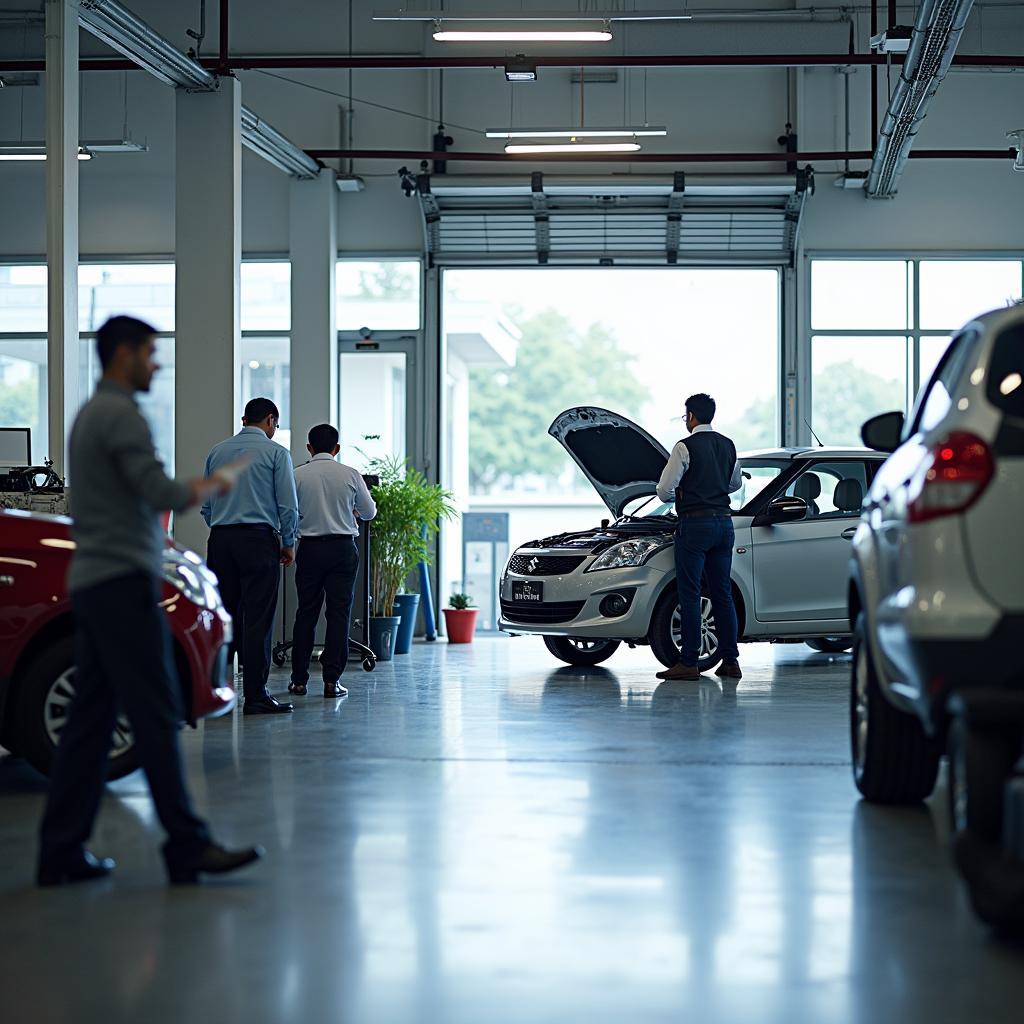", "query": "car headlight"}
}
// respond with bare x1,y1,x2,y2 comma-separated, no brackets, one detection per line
161,548,222,610
586,537,668,572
